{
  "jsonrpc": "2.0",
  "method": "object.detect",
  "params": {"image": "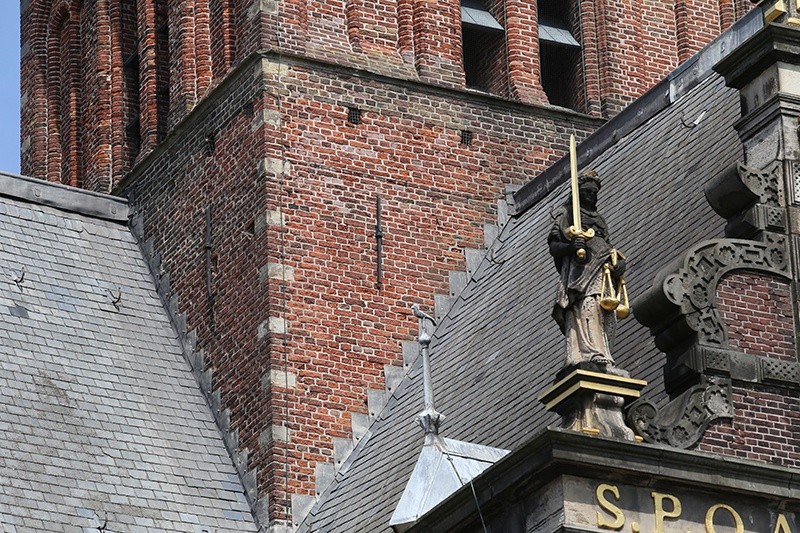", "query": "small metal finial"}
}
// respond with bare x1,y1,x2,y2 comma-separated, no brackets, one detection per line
411,303,436,325
411,304,444,441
